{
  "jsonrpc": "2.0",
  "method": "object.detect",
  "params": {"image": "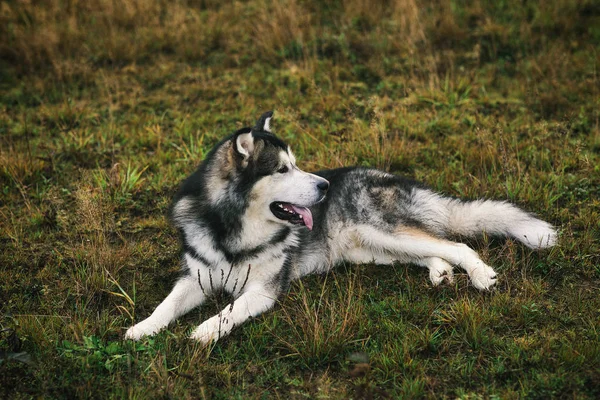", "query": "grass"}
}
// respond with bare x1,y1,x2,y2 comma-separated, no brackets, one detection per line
1,0,600,398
